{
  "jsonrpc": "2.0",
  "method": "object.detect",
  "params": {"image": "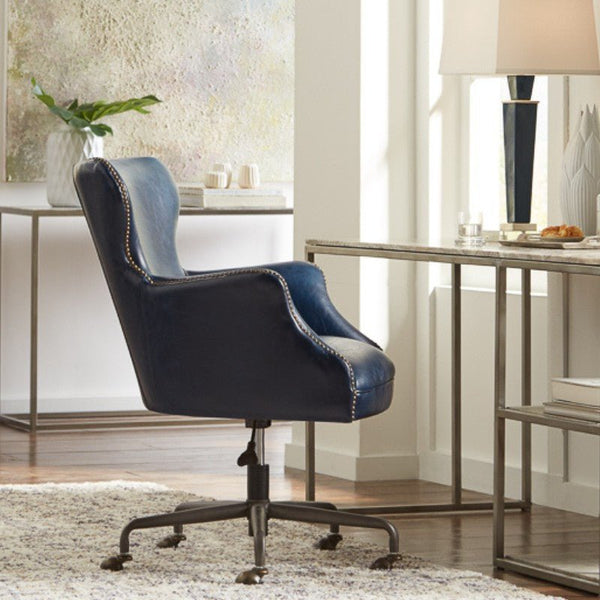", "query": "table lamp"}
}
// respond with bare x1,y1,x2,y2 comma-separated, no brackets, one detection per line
440,0,600,224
